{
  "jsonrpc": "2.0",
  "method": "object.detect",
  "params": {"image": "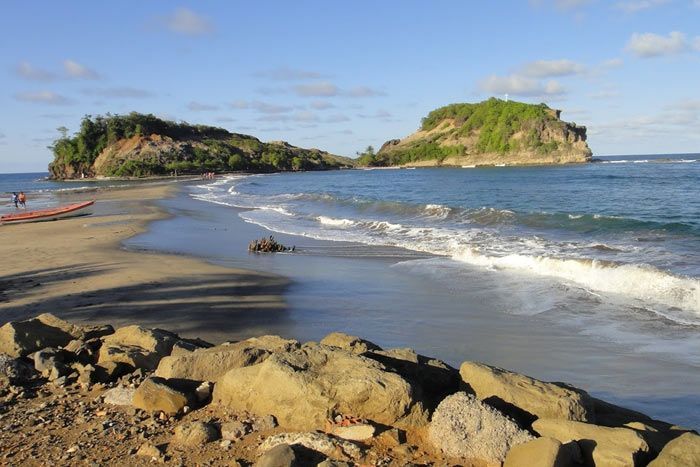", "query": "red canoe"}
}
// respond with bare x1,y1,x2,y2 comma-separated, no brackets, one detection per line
1,200,95,225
